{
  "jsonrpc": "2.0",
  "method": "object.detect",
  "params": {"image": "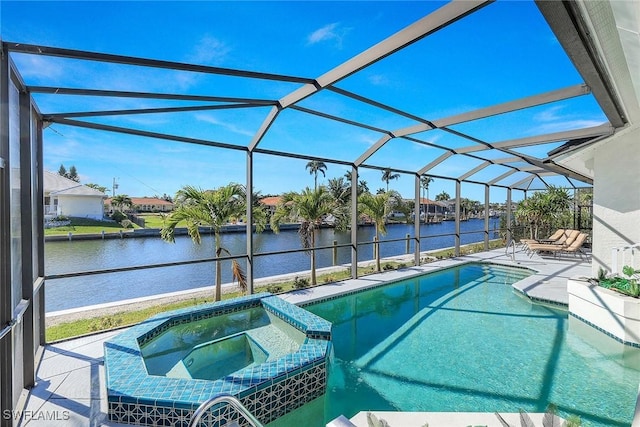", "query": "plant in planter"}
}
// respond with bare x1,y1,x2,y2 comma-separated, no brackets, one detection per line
598,265,640,298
